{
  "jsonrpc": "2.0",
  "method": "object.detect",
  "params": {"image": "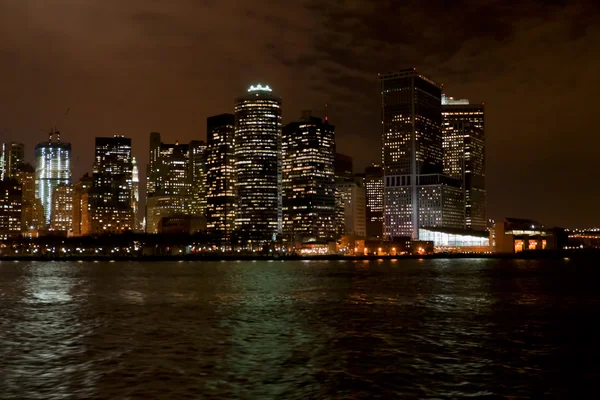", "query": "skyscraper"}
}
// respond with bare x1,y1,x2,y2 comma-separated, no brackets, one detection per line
0,142,25,180
206,114,236,244
282,111,336,242
90,136,134,234
234,84,282,244
145,133,191,233
35,132,71,226
72,173,93,236
0,178,22,241
132,157,140,230
14,163,44,232
380,69,463,239
442,95,486,231
50,184,73,232
365,165,384,238
189,140,207,217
